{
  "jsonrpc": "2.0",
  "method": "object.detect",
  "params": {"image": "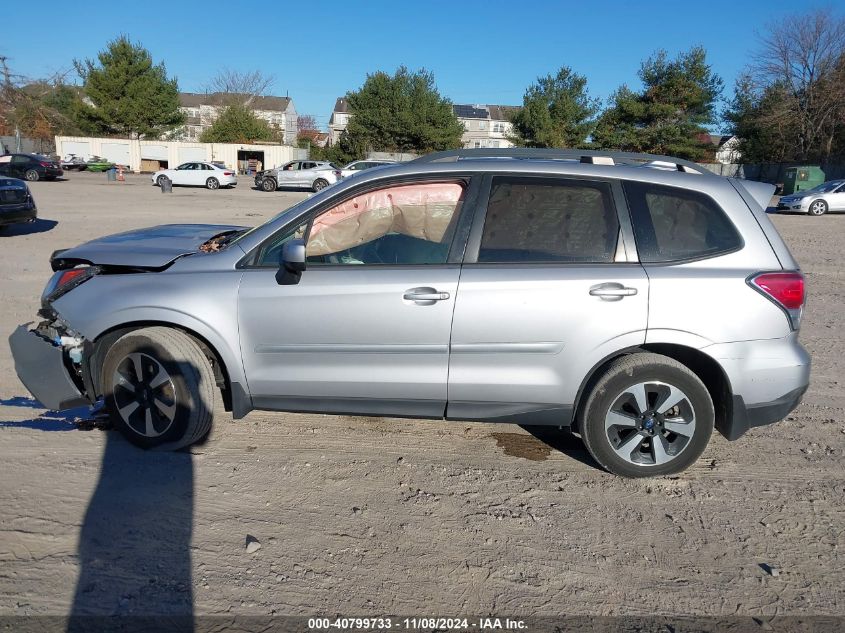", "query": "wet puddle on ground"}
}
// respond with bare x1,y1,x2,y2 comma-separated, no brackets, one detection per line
490,432,552,461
